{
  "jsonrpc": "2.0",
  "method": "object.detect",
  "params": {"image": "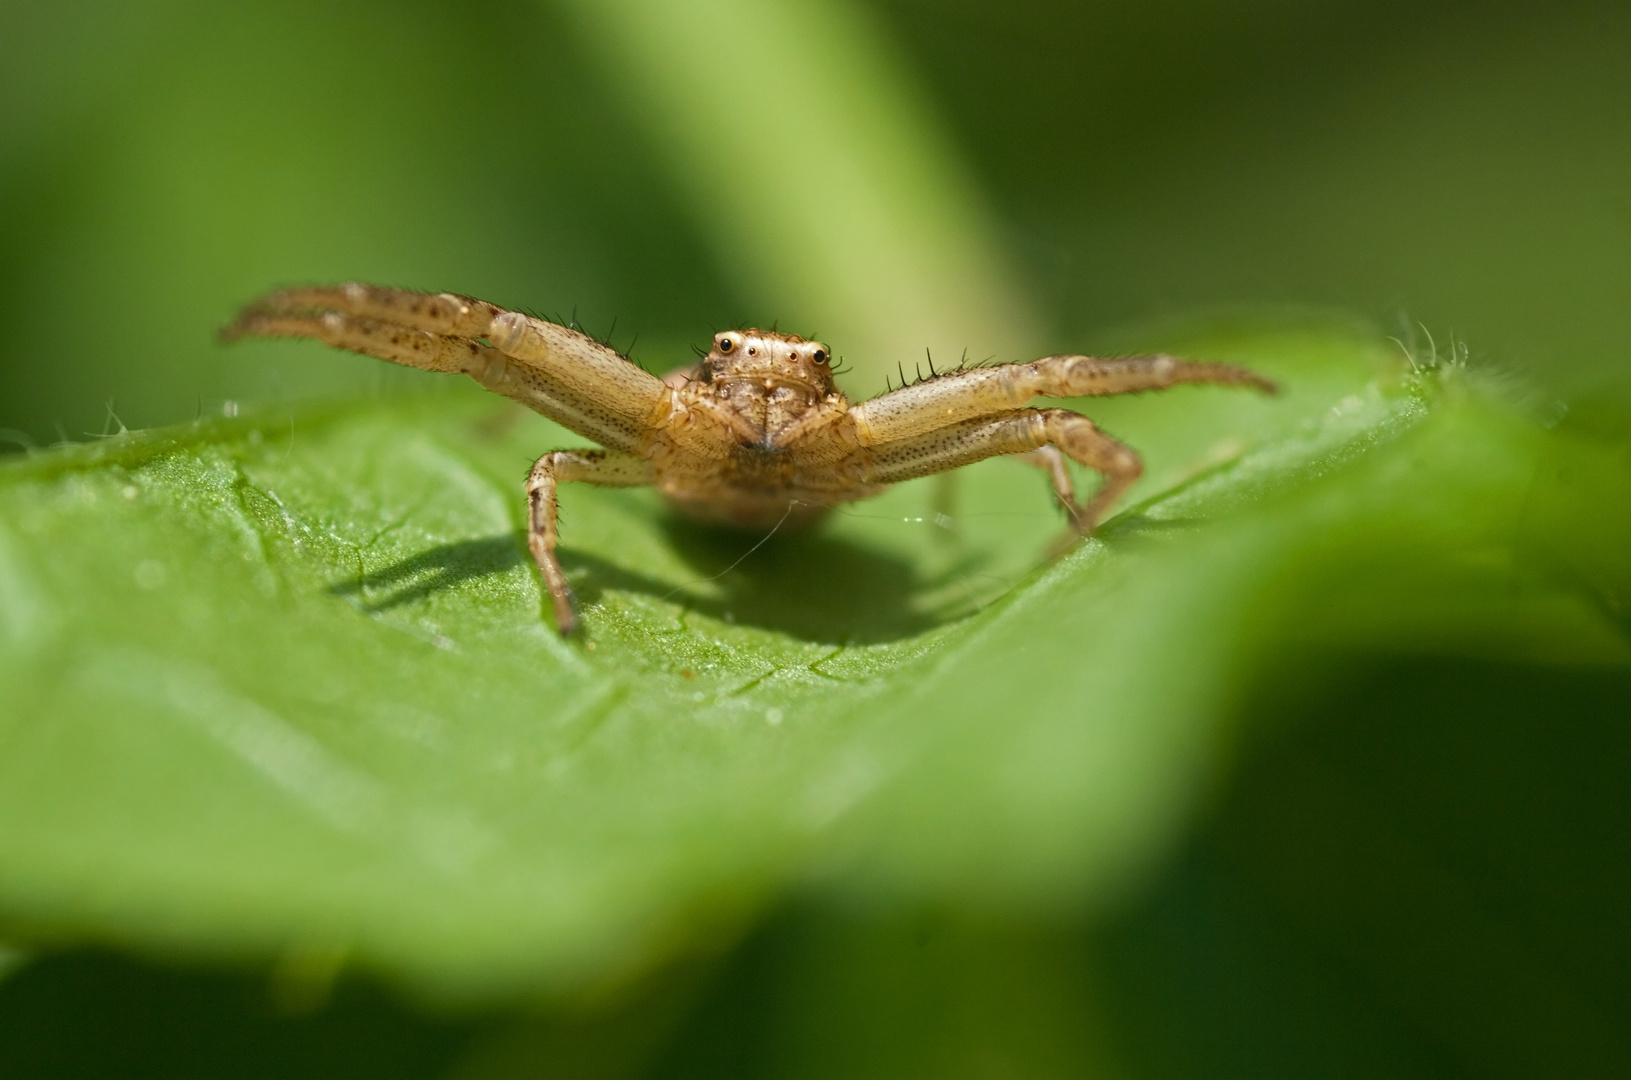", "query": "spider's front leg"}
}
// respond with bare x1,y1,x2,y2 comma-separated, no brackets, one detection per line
223,283,678,455
526,449,654,634
848,353,1274,443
